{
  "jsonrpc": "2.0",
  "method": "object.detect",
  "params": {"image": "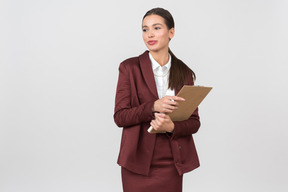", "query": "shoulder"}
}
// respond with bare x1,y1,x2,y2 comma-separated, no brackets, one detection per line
119,51,149,69
120,56,139,68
